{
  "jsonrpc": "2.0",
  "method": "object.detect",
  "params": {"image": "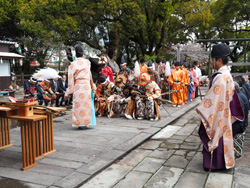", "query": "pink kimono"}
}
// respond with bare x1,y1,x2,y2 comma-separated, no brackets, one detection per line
196,67,235,169
65,58,92,127
190,70,198,99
